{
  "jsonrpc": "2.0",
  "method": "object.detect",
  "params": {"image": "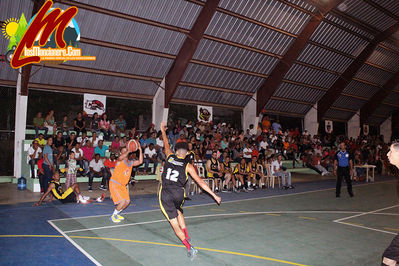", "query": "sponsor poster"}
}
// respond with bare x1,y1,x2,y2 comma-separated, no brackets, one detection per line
84,94,106,116
197,105,213,123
